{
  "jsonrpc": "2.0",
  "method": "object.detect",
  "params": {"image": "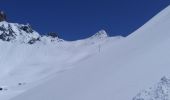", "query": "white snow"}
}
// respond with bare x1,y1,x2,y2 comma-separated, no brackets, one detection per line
0,5,169,100
0,22,123,99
